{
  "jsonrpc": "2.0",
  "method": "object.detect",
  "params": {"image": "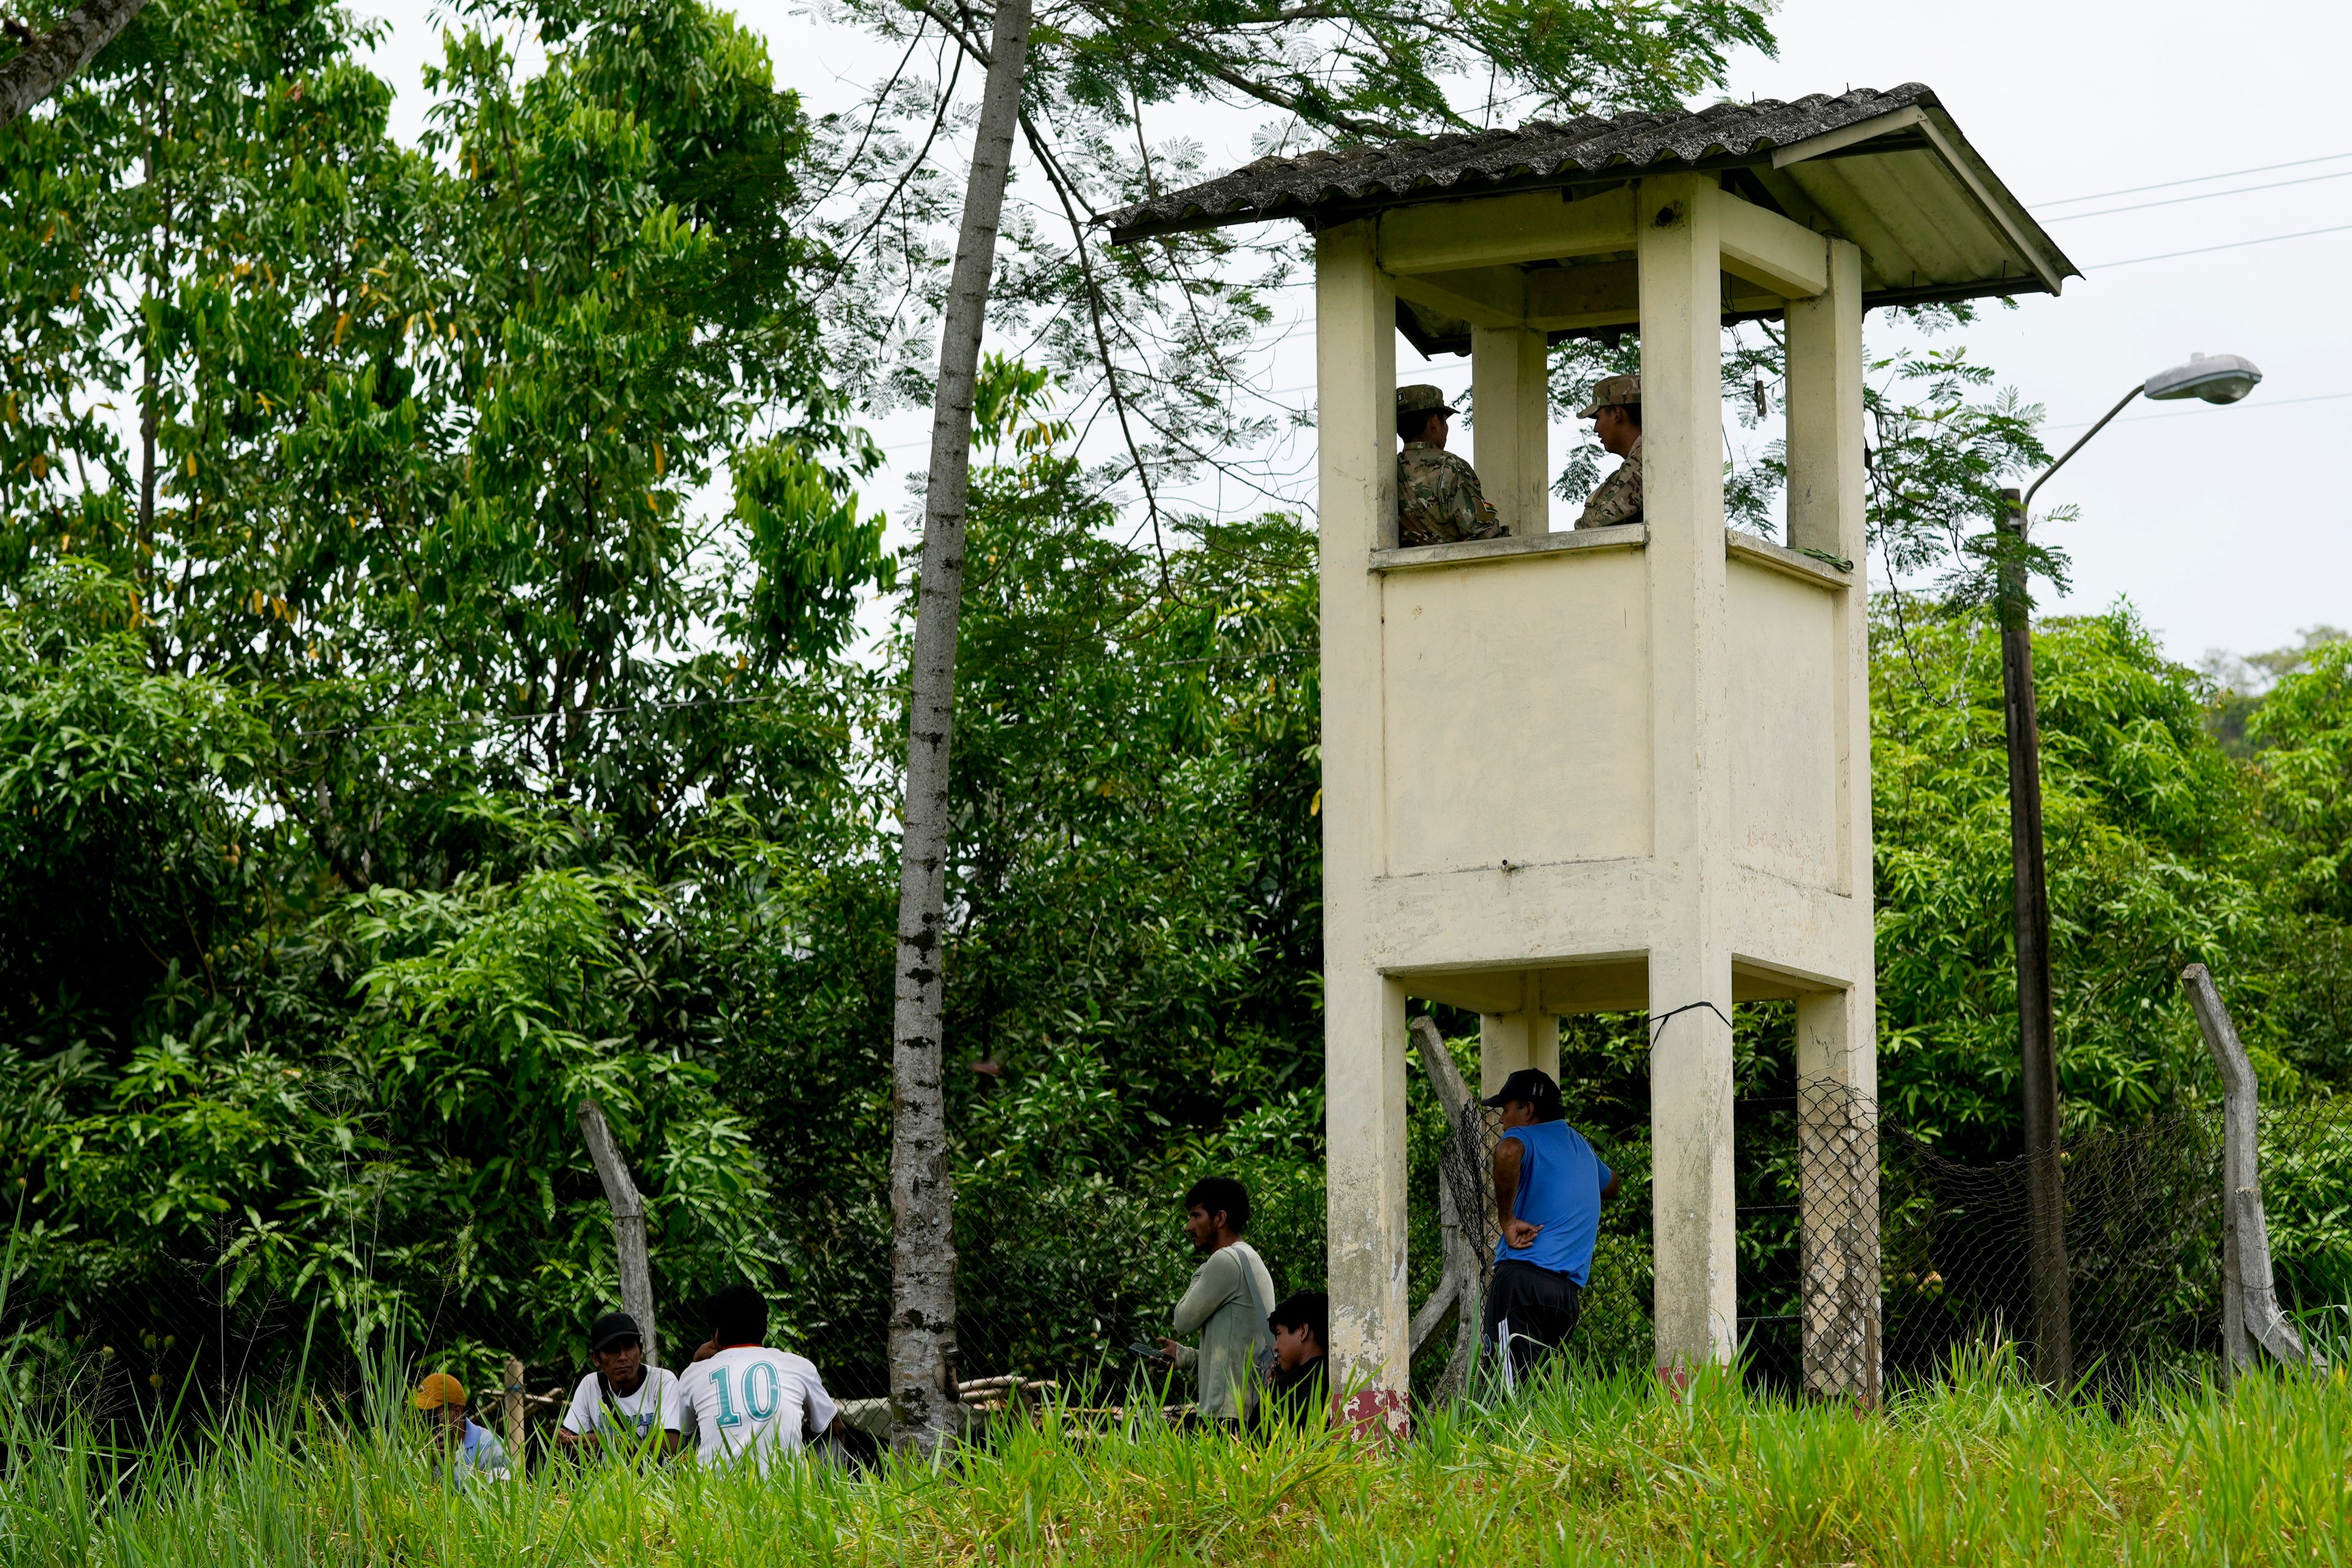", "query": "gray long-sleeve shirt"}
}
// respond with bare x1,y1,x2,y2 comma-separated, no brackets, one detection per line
1171,1241,1276,1420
